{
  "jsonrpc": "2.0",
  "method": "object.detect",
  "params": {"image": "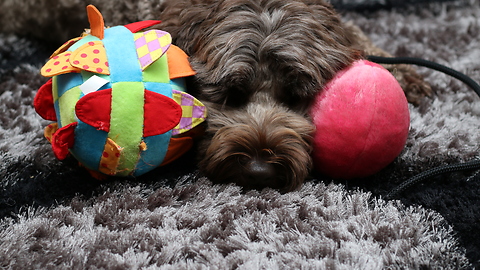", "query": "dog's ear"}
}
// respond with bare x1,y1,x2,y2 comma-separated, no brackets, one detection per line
258,33,357,111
